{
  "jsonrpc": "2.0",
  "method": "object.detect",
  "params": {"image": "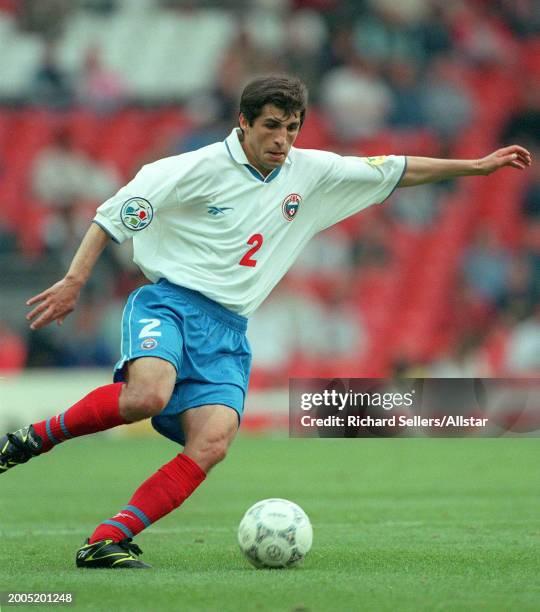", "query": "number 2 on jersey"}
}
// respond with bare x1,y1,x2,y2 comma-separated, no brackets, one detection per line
239,233,263,267
138,318,162,338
